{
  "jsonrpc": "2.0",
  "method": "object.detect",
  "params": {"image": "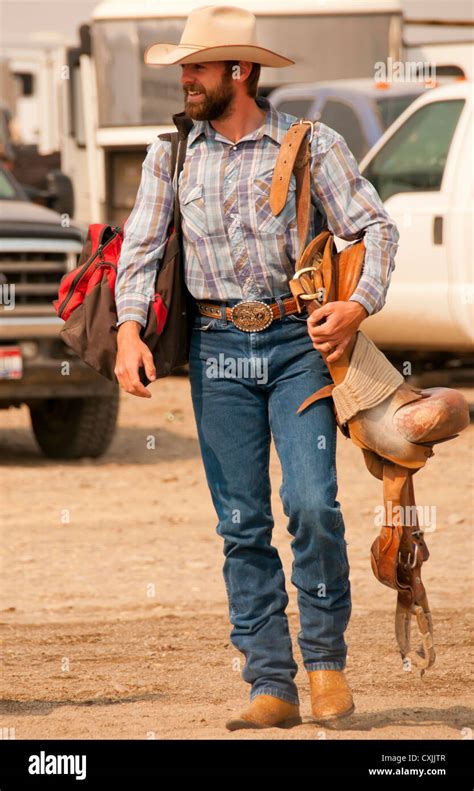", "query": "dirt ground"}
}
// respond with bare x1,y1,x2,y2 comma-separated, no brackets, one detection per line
0,376,472,741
